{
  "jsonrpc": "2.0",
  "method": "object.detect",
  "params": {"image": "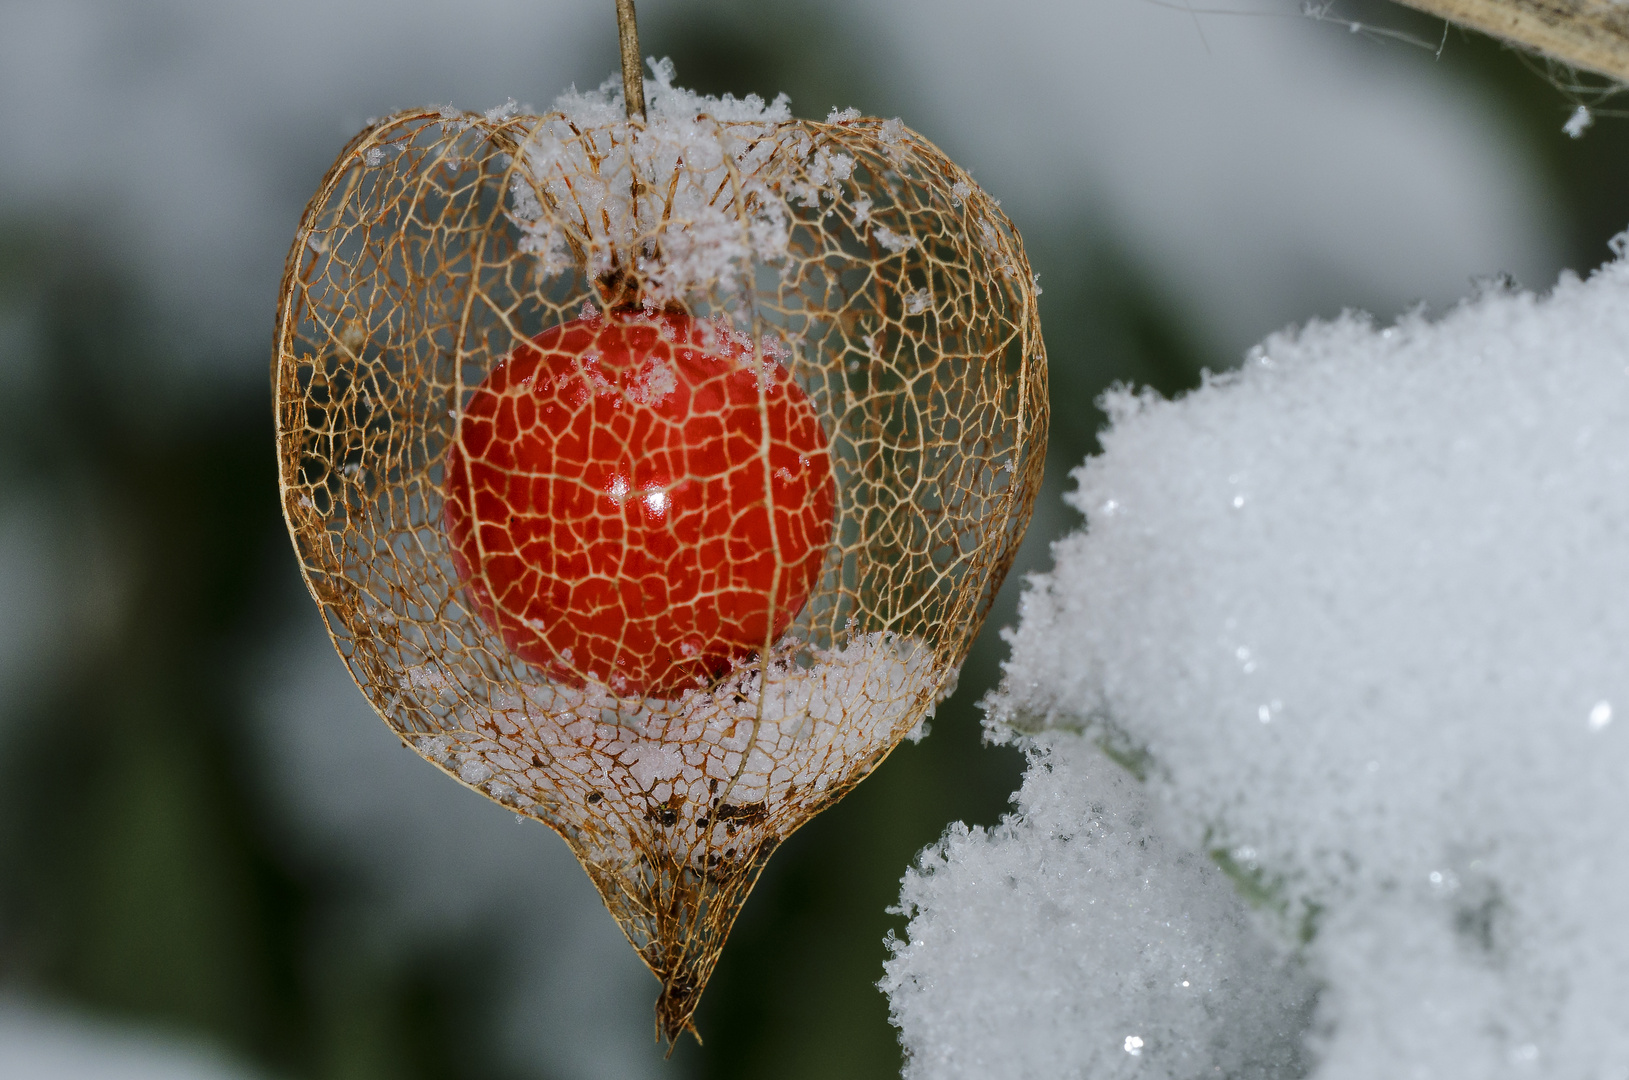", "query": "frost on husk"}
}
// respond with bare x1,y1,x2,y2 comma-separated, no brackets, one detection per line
272,67,1046,1042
